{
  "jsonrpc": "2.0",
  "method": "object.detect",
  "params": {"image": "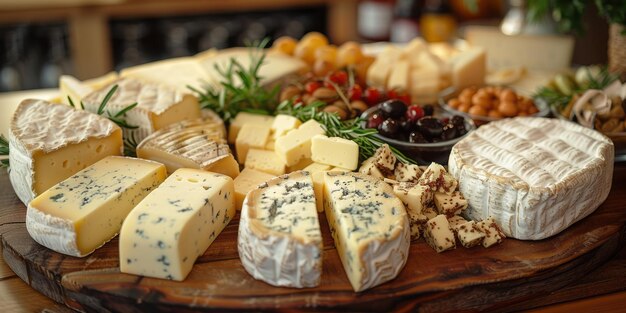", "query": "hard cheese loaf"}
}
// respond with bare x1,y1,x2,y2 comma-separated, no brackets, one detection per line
238,171,322,288
449,117,614,240
26,156,166,257
9,99,123,205
323,171,410,292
